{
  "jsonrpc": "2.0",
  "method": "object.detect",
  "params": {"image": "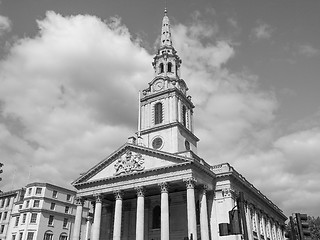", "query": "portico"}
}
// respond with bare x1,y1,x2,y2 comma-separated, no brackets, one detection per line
72,145,214,240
